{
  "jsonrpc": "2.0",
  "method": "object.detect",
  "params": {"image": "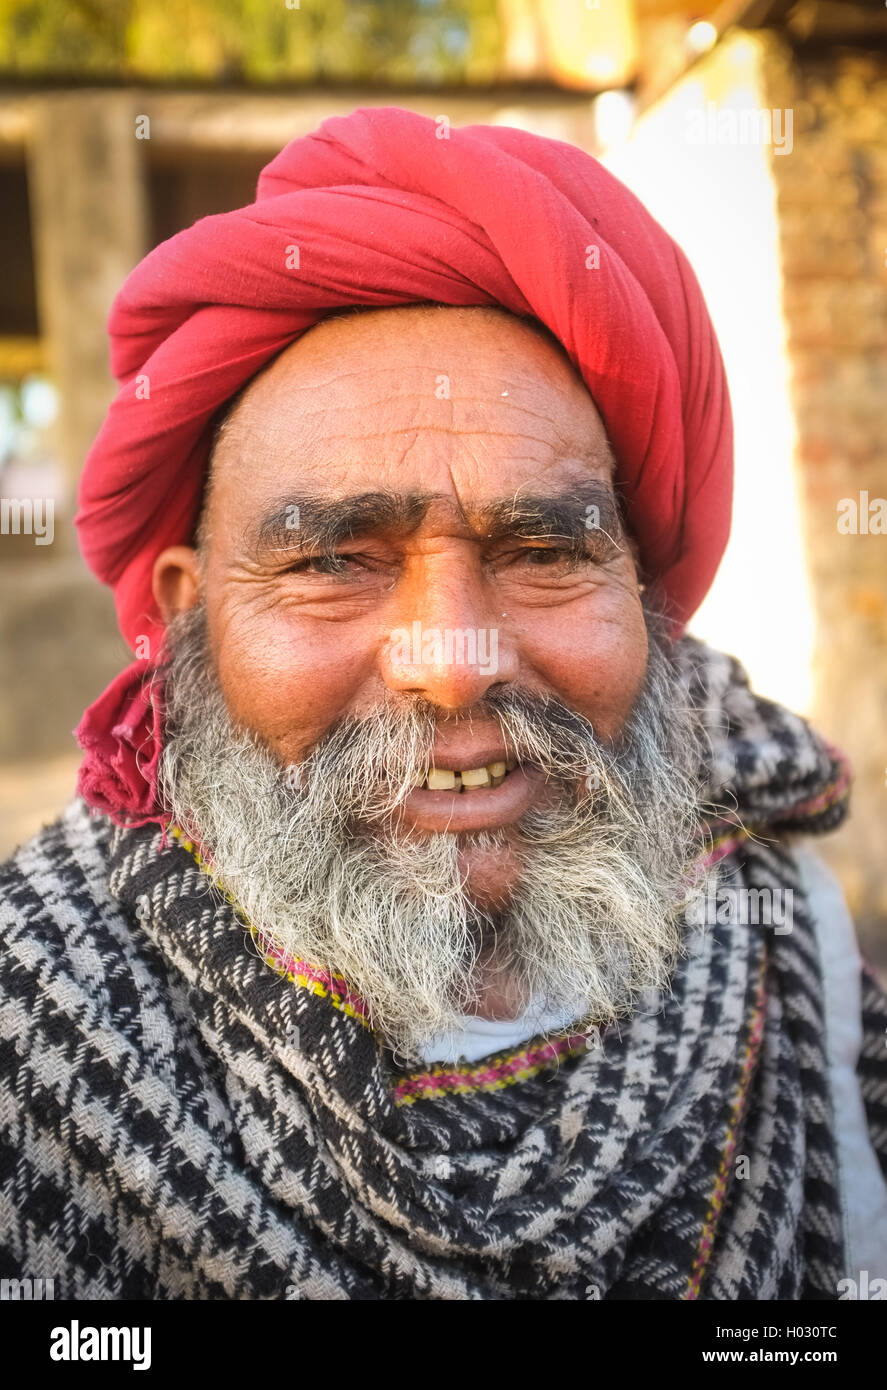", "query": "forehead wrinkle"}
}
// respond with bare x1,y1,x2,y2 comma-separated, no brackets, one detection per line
214,422,578,488
218,371,602,451
243,325,580,398
202,307,618,551
222,428,612,495
213,362,612,492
